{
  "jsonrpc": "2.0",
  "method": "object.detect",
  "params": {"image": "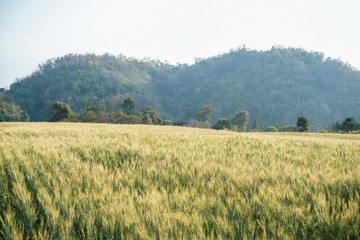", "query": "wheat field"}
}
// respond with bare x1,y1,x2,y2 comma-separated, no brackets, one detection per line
0,122,359,239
